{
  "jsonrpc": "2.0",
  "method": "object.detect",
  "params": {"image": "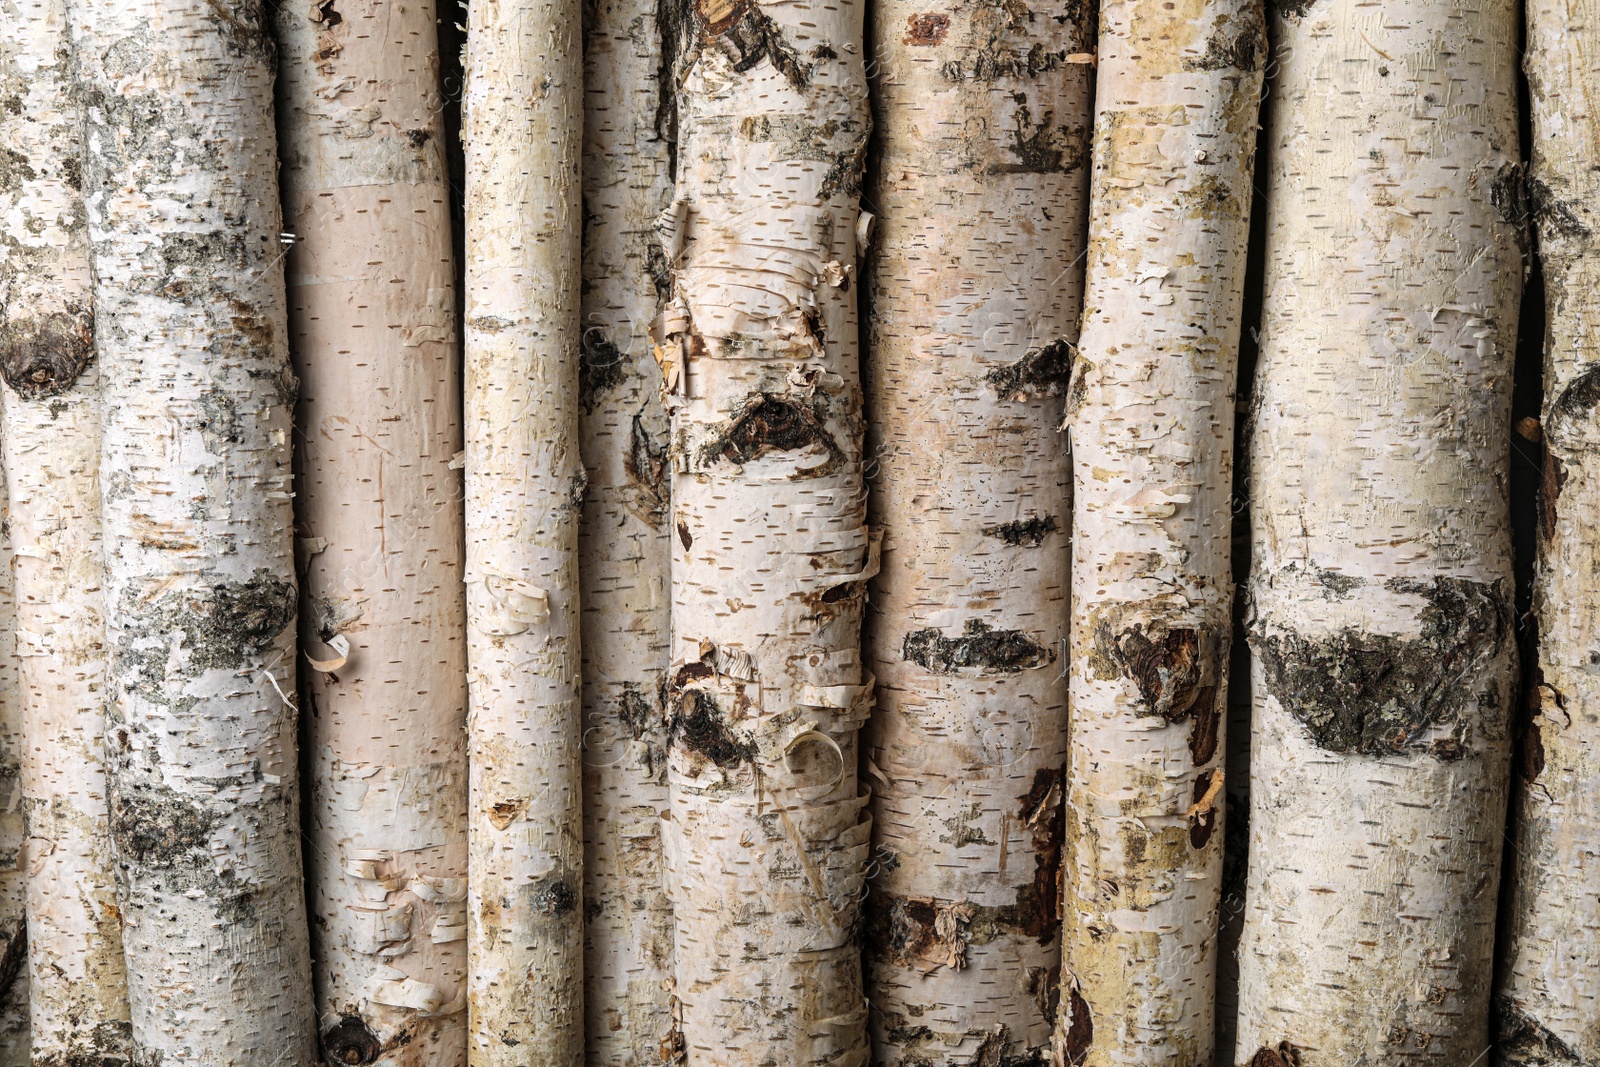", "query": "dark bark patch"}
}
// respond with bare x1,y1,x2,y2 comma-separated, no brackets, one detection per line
985,338,1076,399
626,412,668,522
0,916,23,1015
404,128,430,148
579,328,628,412
704,394,839,471
1184,15,1265,72
1251,577,1510,756
1494,995,1583,1064
117,572,296,684
1269,0,1316,19
669,688,754,768
983,514,1057,547
989,98,1087,175
1095,623,1209,721
321,1015,381,1065
904,13,951,44
903,619,1053,674
1249,1044,1301,1067
1490,161,1534,252
819,131,871,201
1061,985,1092,1065
111,786,217,869
695,0,811,90
677,519,692,550
532,878,577,916
0,307,94,399
1527,176,1592,240
1187,683,1221,763
0,146,34,193
1545,364,1600,450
